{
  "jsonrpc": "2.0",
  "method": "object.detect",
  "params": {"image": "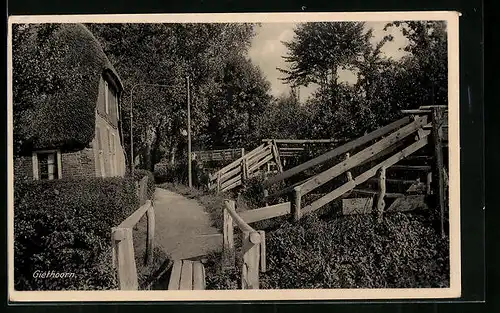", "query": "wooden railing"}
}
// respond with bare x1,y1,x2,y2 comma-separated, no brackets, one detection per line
222,200,273,289
111,176,156,290
208,141,282,193
260,110,444,222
